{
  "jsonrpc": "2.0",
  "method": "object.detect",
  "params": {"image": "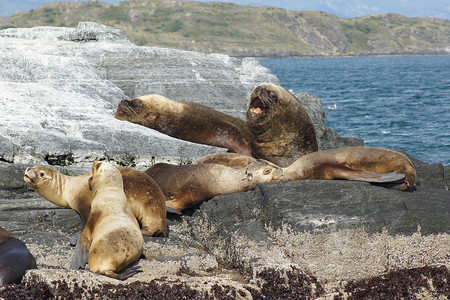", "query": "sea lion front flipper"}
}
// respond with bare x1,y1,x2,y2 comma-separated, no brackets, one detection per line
70,231,90,270
328,166,406,183
102,261,143,281
165,206,182,215
69,232,81,247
